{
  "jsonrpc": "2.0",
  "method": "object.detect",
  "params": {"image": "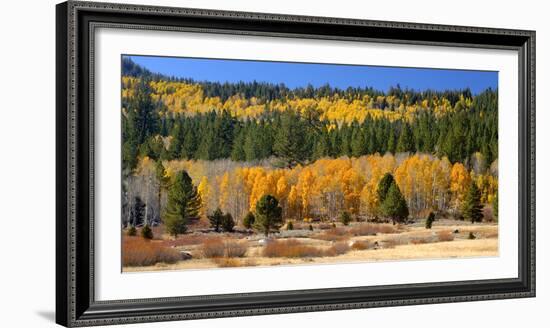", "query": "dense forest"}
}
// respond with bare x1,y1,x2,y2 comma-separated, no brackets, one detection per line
121,57,498,229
